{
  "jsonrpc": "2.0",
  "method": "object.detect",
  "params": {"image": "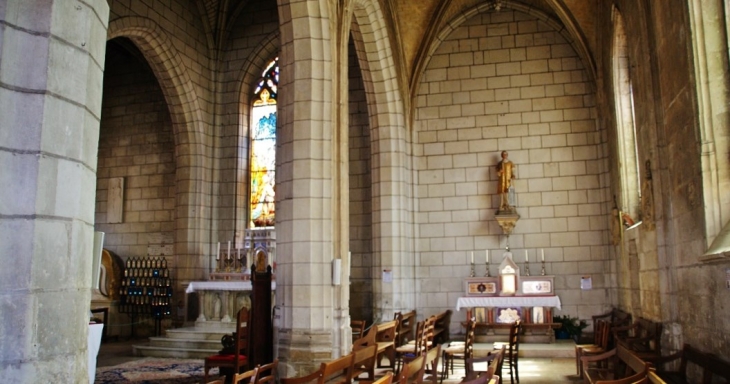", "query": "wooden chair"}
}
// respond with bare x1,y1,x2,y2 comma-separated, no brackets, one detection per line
204,308,250,383
441,319,476,383
233,367,259,384
281,353,355,384
576,320,611,378
493,320,520,384
361,372,395,384
465,346,505,382
395,320,426,373
352,320,367,341
254,359,278,384
207,376,227,384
